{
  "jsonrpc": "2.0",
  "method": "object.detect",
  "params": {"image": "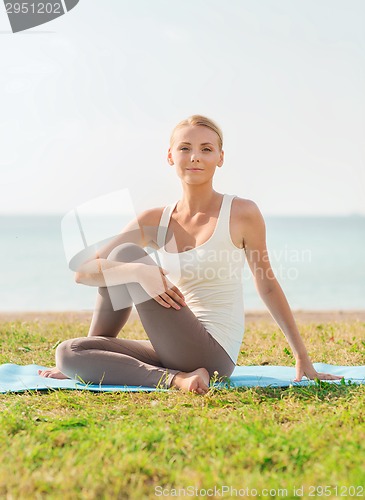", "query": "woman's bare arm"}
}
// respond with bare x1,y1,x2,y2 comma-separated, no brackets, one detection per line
75,260,143,287
74,208,186,309
241,200,343,381
74,208,163,286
